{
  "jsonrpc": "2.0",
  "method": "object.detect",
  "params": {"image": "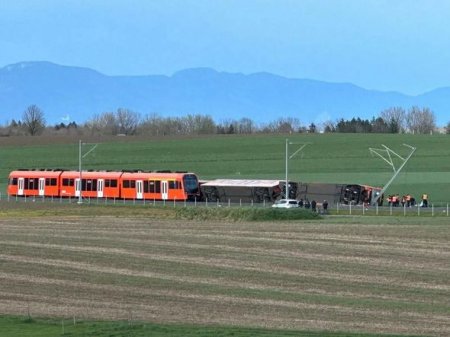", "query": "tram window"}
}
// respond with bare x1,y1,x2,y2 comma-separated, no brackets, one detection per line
105,179,118,188
169,181,181,189
62,178,74,186
25,178,38,190
123,180,134,188
82,179,97,191
45,178,57,186
9,178,18,185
